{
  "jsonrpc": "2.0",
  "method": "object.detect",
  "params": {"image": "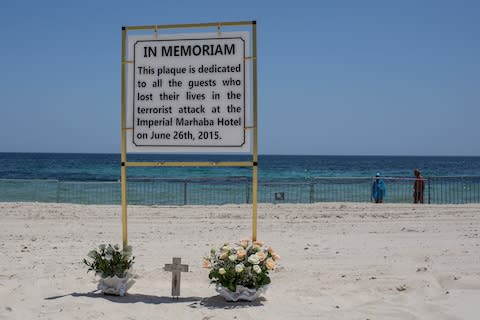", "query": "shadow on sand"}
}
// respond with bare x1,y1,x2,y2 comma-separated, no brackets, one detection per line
45,291,265,309
45,291,201,305
190,295,266,309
